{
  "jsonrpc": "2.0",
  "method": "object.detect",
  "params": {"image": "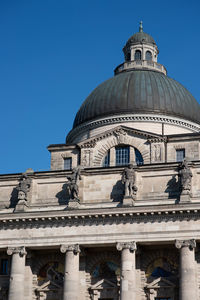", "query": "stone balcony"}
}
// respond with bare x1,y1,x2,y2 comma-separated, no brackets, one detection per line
114,60,167,75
